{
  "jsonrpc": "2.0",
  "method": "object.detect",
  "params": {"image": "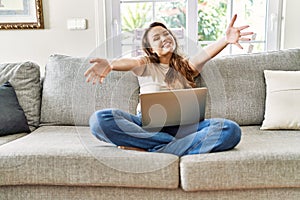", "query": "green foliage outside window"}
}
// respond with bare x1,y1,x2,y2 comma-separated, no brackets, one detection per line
121,1,228,41
156,1,186,29
121,3,151,32
197,0,227,41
